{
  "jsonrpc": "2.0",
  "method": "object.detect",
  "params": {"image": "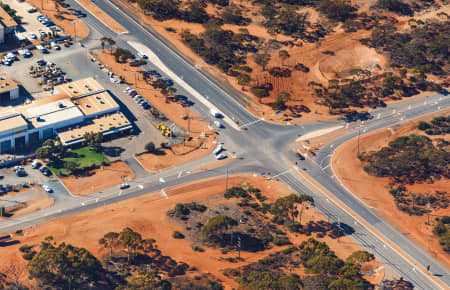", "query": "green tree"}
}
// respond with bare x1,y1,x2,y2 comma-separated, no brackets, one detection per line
145,142,156,153
279,50,290,66
254,53,271,71
127,269,171,289
272,194,314,225
202,215,237,237
83,132,103,152
119,228,142,264
28,241,104,288
237,73,251,85
346,250,375,265
319,0,354,22
64,160,79,173
99,232,119,259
